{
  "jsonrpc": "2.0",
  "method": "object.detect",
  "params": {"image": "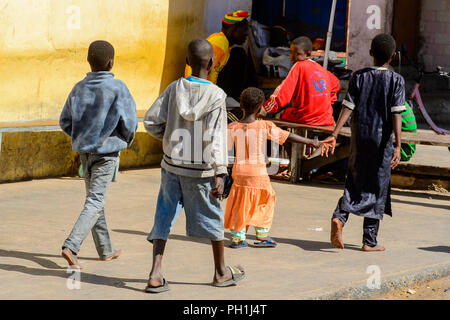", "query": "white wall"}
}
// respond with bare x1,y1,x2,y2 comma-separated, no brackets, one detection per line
203,0,252,36
347,0,394,71
419,0,450,69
